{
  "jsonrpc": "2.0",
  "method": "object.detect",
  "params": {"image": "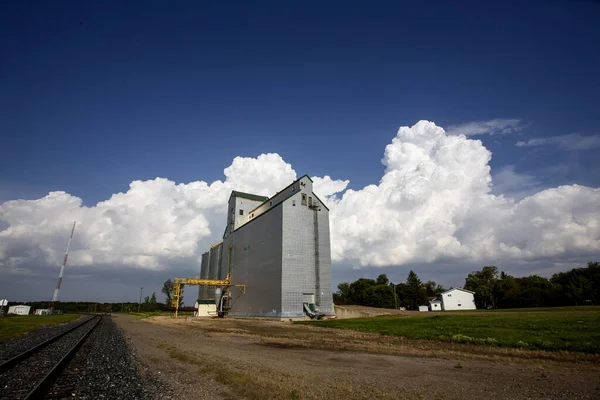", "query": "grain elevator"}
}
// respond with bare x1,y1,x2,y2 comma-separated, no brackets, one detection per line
197,175,335,318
